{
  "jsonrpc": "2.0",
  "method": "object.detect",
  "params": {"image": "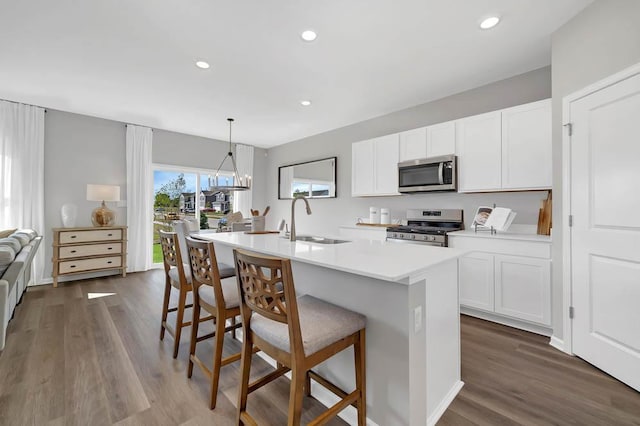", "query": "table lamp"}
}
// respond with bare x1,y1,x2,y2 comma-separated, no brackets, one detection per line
86,184,120,227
